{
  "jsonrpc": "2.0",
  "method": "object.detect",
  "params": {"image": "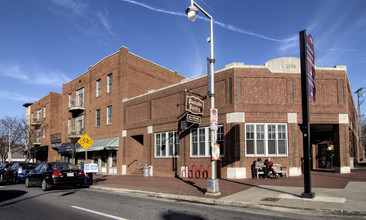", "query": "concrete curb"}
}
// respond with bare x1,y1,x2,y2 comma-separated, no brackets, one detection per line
89,185,366,218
